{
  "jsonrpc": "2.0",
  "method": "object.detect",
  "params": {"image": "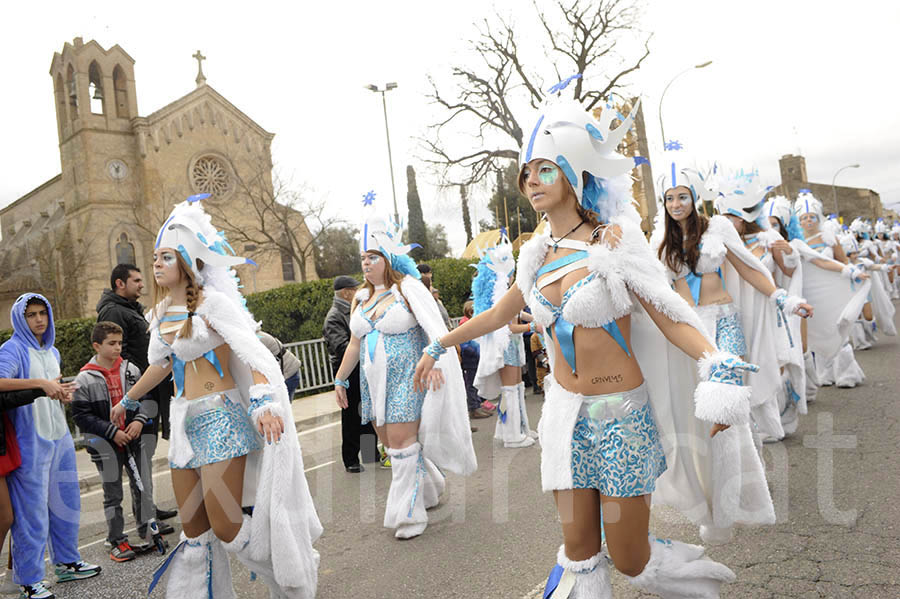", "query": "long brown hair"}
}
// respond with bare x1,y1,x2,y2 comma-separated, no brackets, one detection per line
352,251,409,313
657,190,709,273
152,251,203,338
